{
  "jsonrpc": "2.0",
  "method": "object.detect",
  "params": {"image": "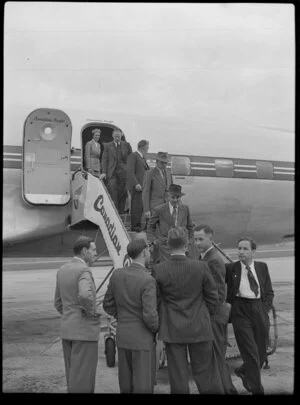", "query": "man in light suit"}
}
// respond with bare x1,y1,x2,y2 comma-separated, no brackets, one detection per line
54,236,101,393
152,227,224,394
126,139,150,232
147,184,194,263
226,237,274,395
142,151,172,220
84,128,101,177
100,129,132,214
103,239,159,393
194,224,237,394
